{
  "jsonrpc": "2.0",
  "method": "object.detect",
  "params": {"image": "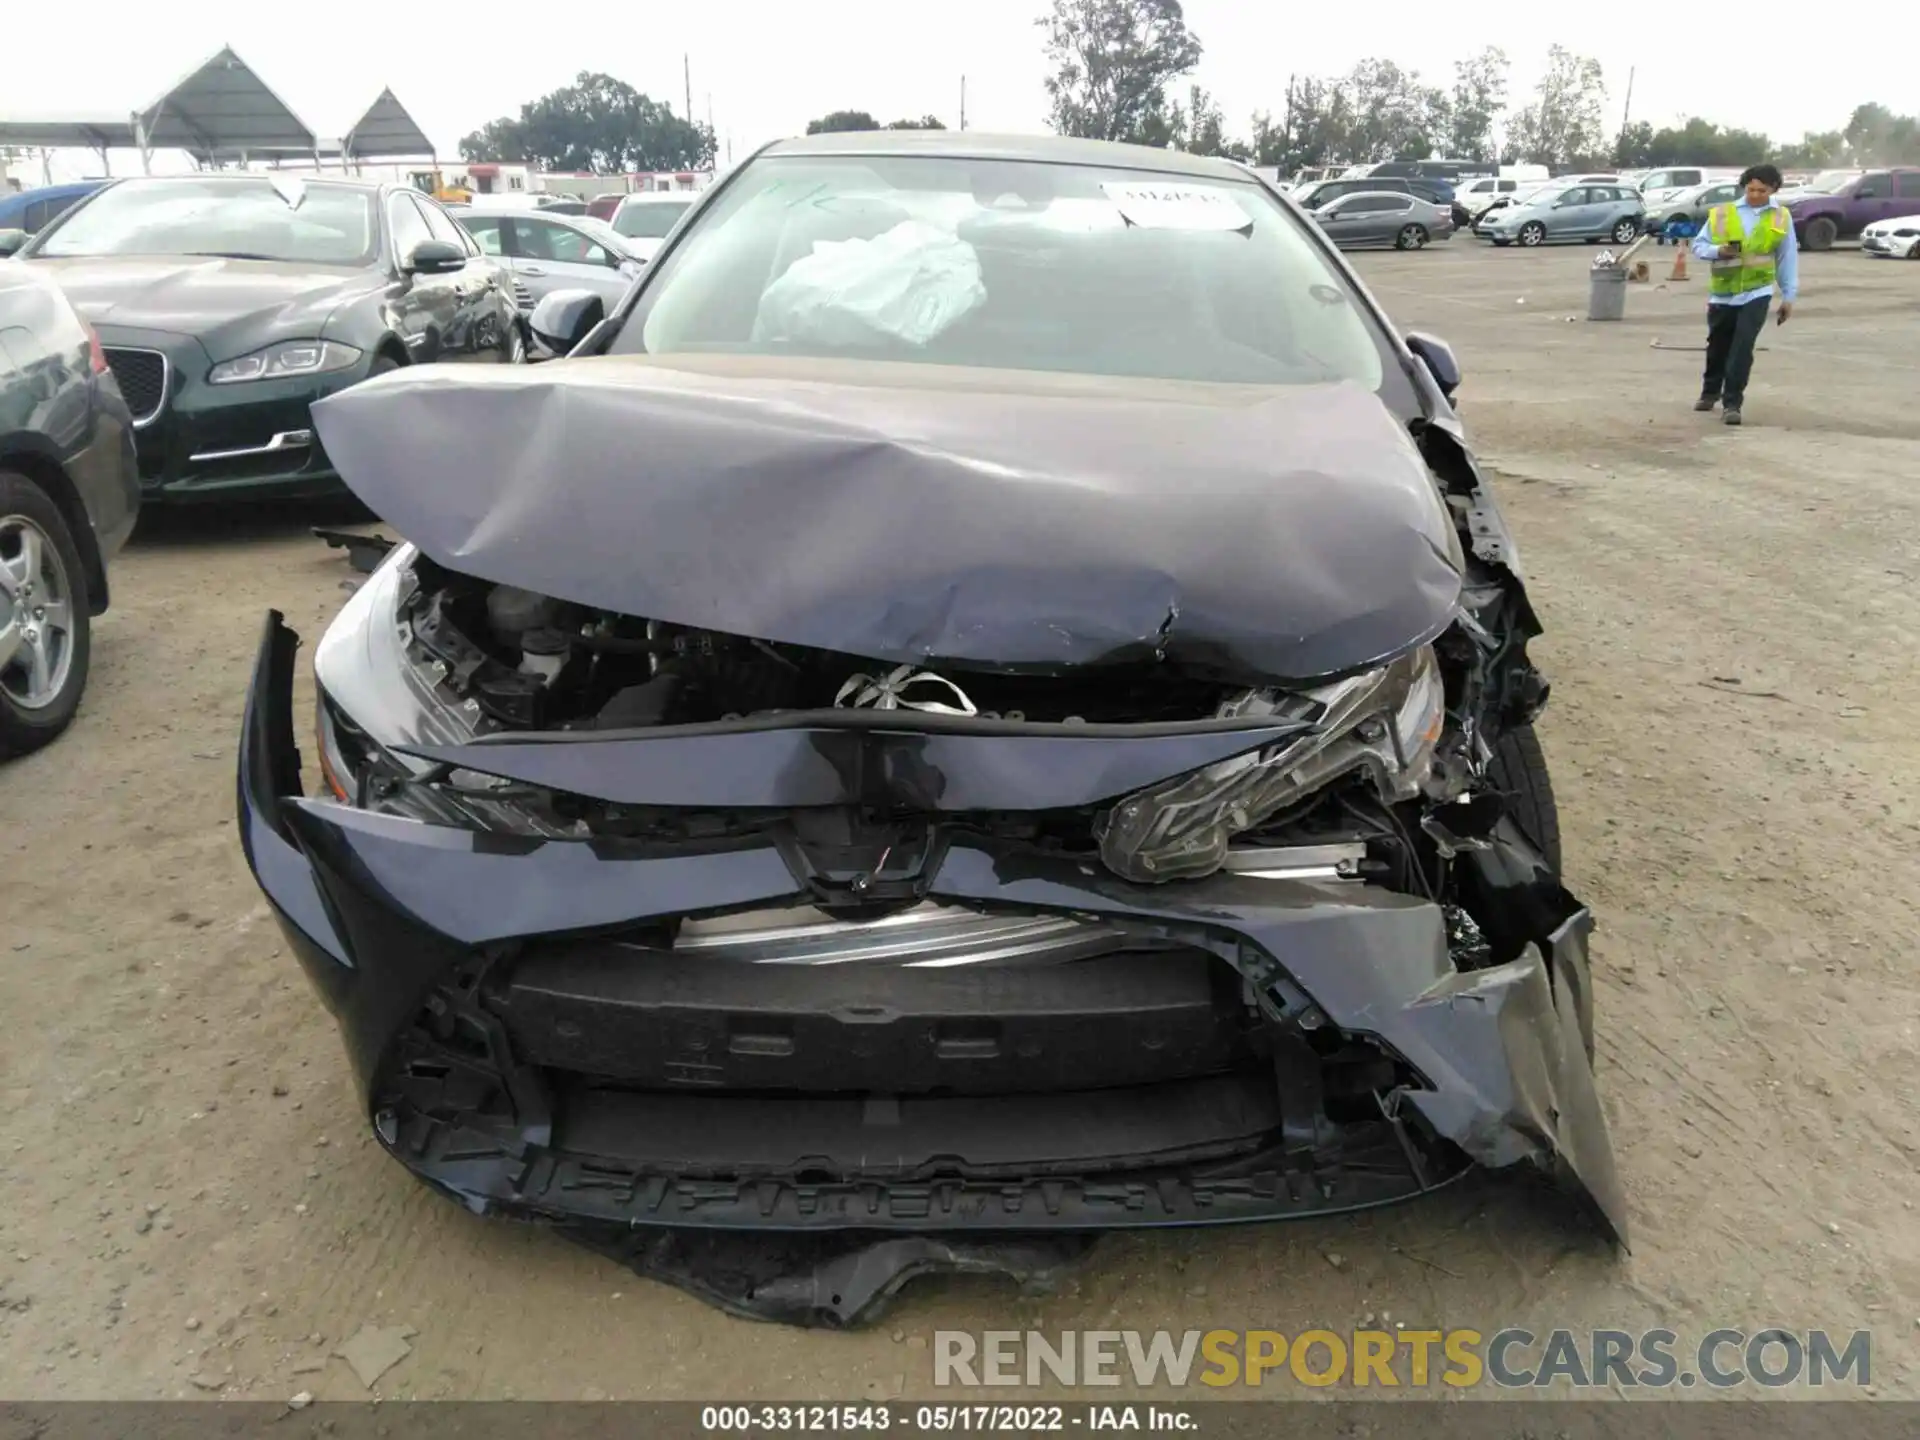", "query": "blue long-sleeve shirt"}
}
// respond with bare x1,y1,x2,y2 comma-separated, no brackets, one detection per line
1692,198,1799,305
